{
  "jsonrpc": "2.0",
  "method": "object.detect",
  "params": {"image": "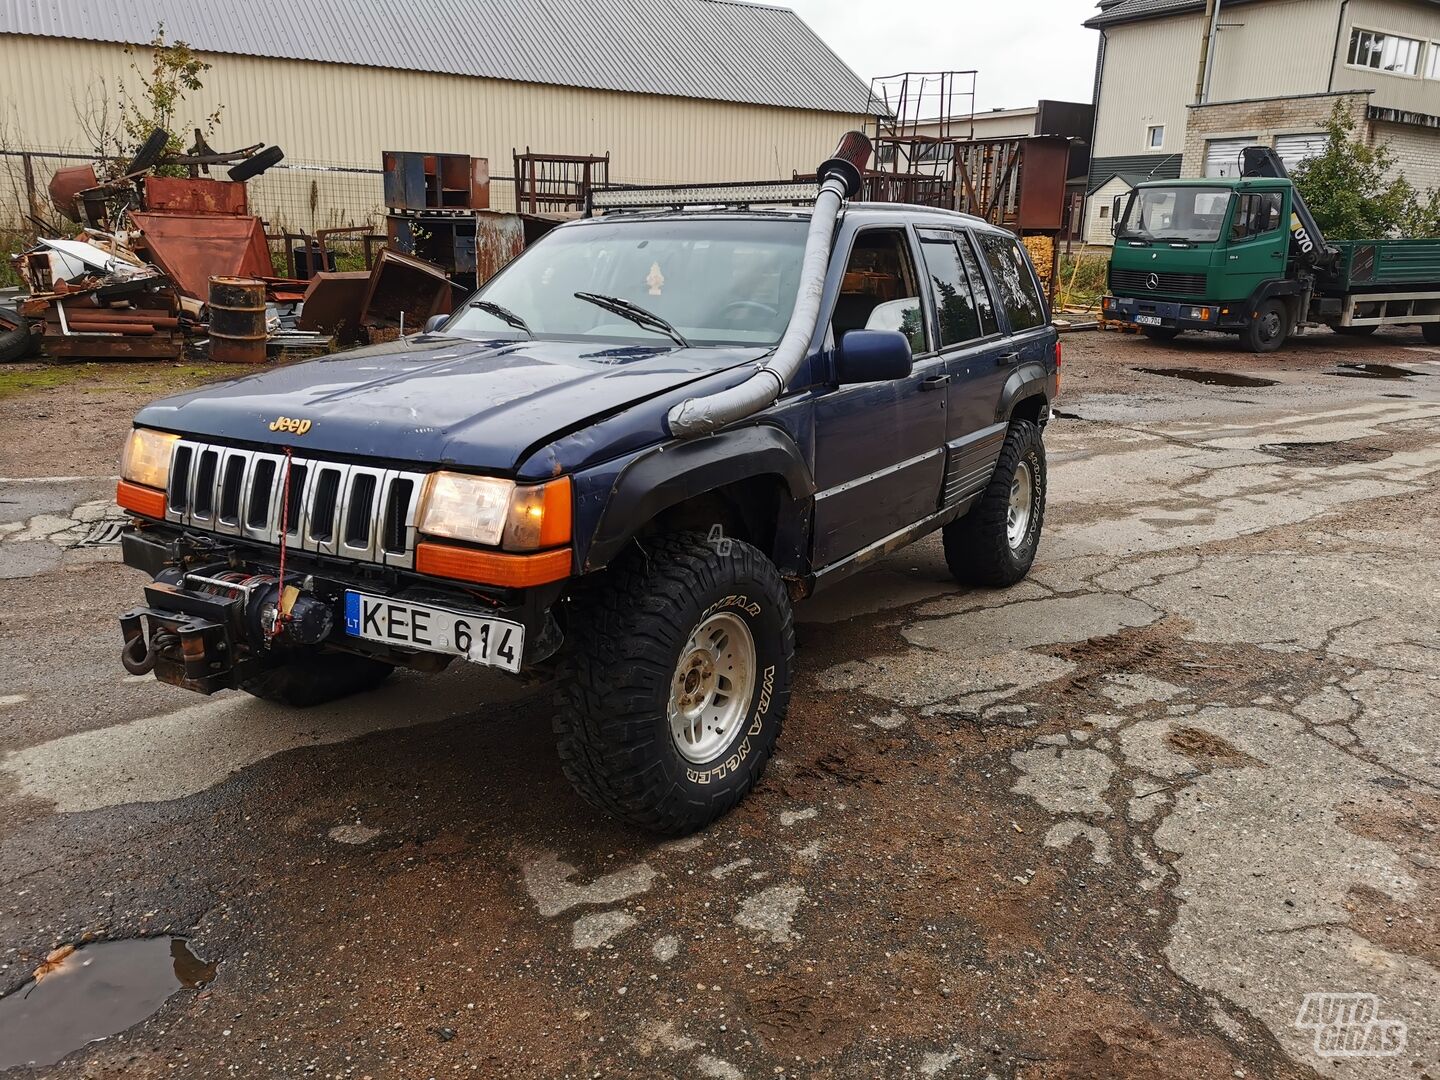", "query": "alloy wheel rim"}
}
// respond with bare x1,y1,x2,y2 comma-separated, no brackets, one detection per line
1007,460,1034,550
668,611,757,763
